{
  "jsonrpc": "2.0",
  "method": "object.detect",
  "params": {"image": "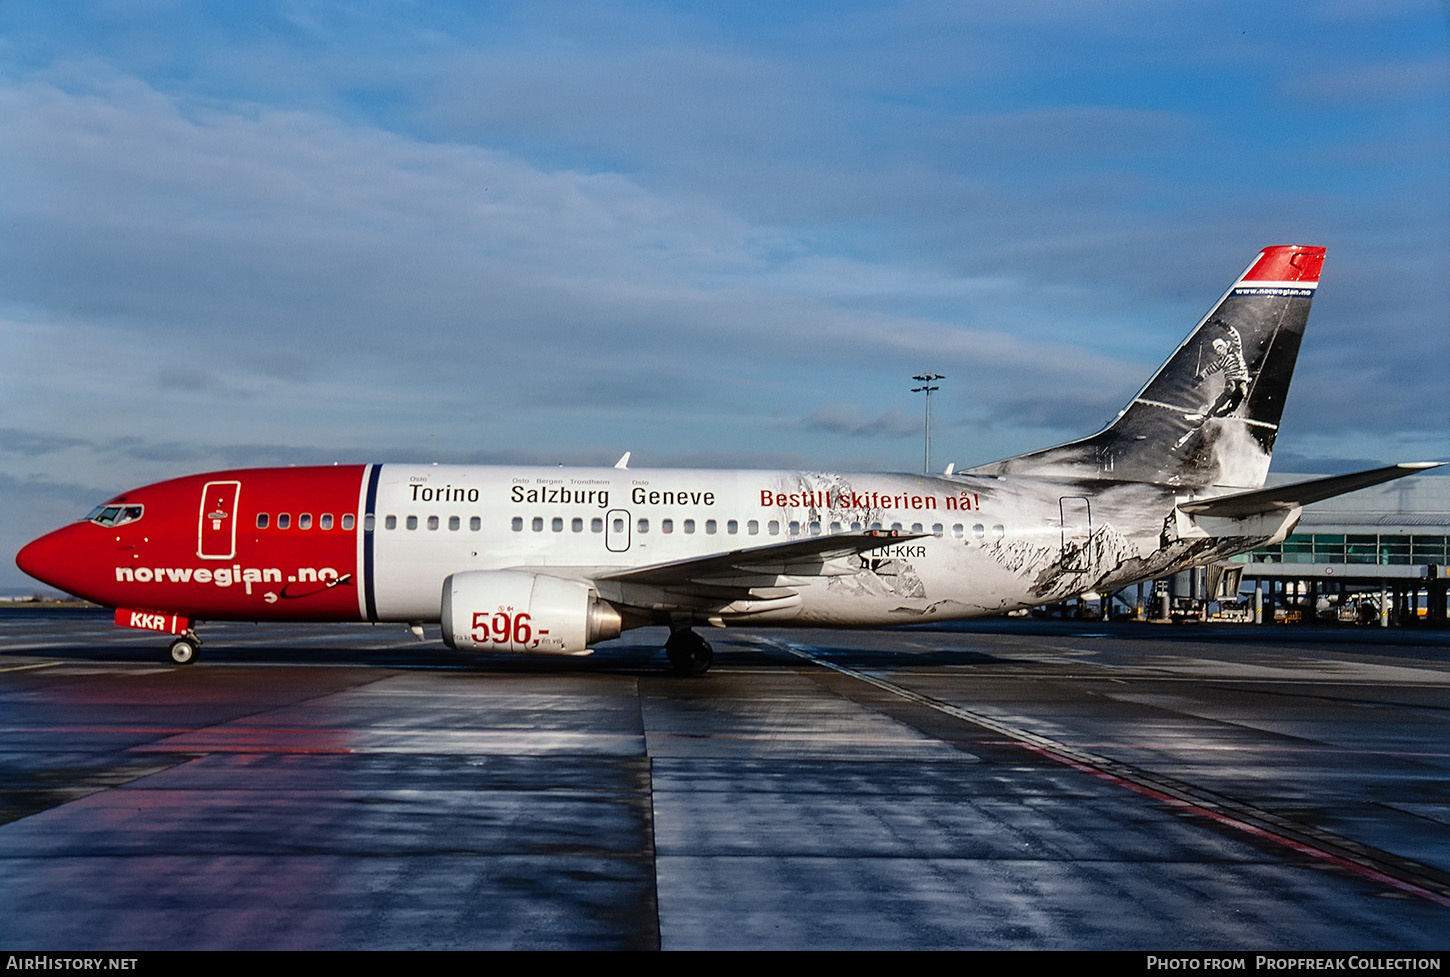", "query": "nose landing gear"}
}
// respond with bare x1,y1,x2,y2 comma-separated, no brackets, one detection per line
168,632,201,665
